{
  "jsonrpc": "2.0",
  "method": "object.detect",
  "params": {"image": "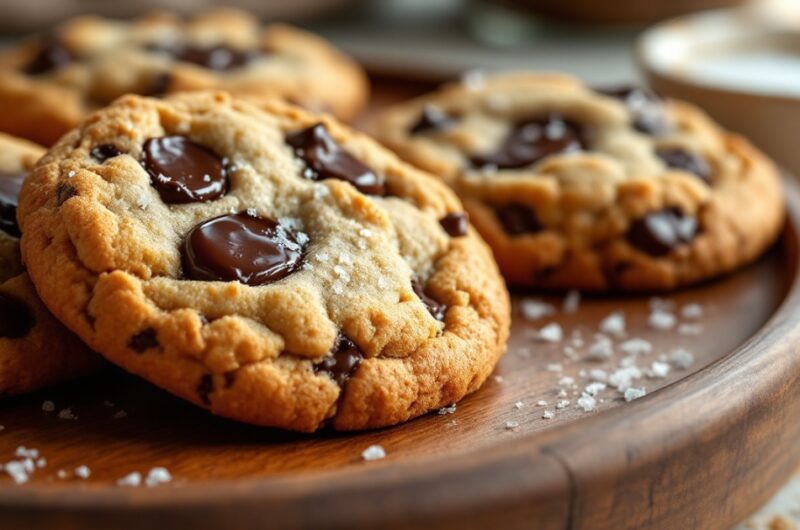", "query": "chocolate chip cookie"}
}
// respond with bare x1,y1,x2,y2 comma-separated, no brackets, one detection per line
0,8,368,146
18,92,509,431
370,72,785,291
0,132,99,395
